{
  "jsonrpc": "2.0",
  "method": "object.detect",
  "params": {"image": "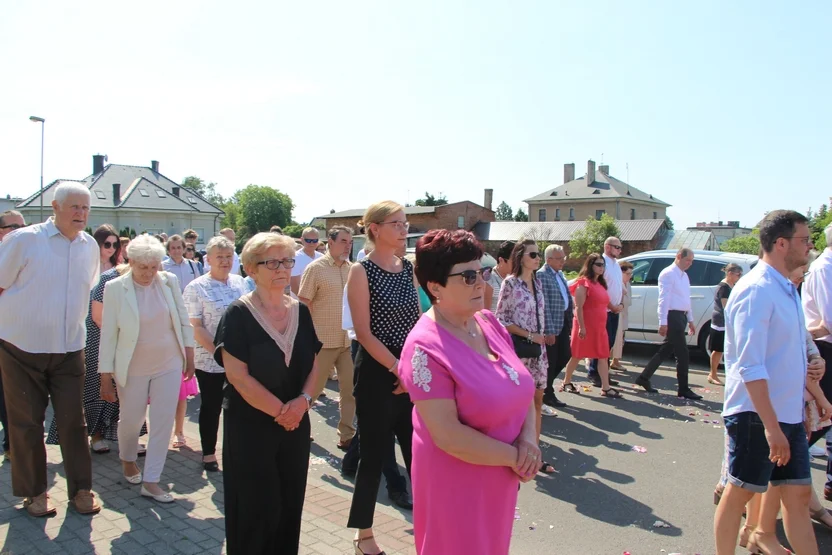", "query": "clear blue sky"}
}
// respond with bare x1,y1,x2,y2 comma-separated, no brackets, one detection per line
1,1,829,228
